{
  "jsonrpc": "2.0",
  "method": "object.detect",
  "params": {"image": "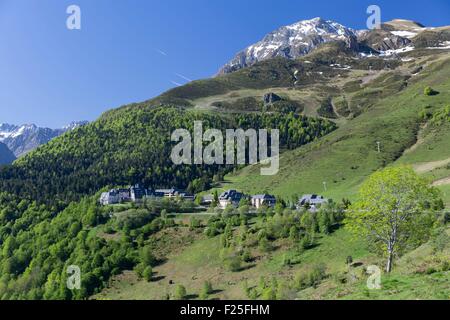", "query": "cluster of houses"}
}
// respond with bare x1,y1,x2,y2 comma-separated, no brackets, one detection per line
99,184,194,205
100,185,328,211
205,189,328,211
